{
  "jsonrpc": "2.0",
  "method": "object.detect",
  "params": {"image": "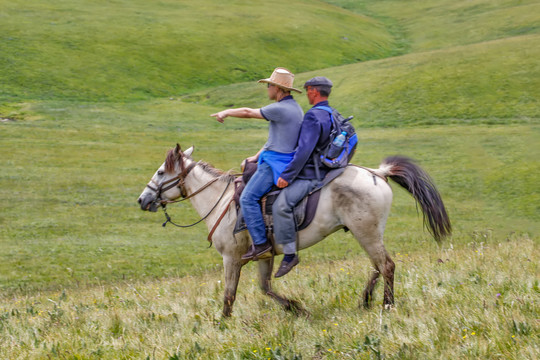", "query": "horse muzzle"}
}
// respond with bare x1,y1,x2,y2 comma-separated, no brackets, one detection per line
138,194,160,212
